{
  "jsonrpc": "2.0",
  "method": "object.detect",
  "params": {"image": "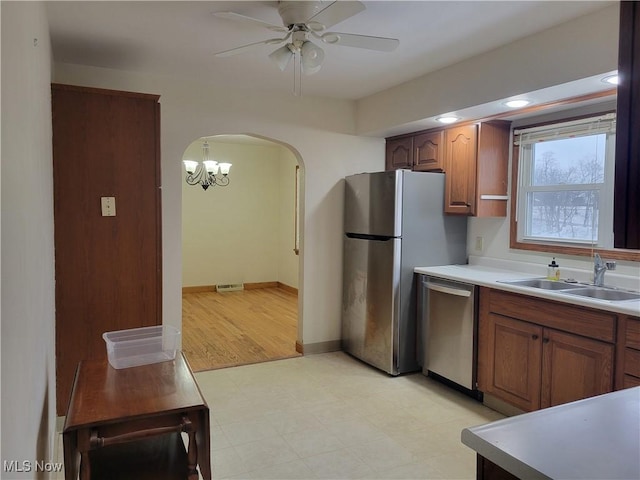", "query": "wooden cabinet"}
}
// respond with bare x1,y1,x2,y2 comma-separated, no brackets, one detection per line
616,315,640,389
478,287,615,412
386,120,510,217
444,124,477,214
481,313,541,412
385,136,413,170
52,84,162,415
444,121,510,216
614,1,640,249
413,131,444,171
